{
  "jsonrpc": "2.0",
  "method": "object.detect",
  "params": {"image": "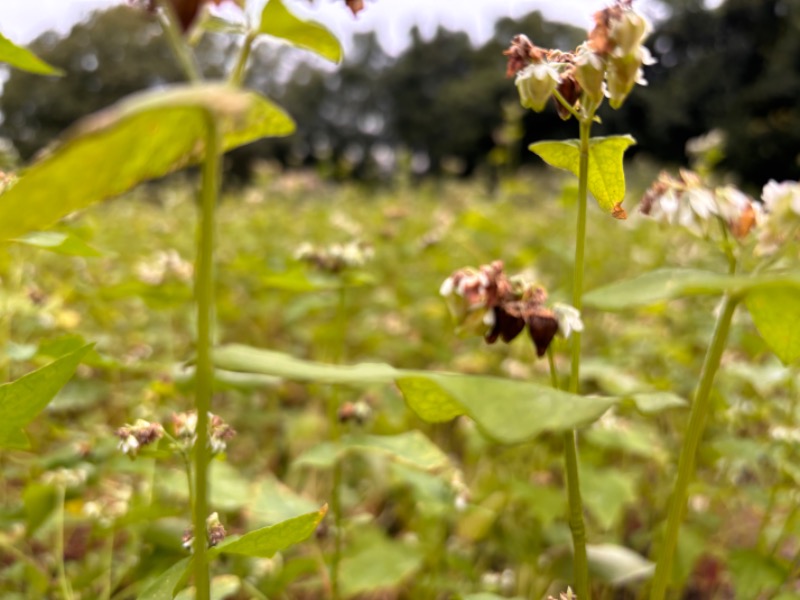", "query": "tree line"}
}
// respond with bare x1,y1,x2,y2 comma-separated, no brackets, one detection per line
1,0,797,189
